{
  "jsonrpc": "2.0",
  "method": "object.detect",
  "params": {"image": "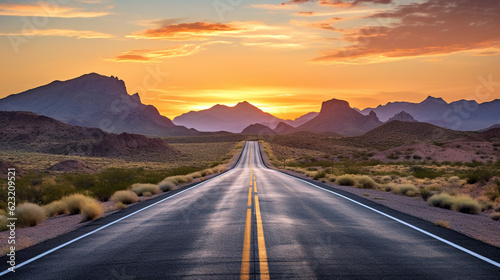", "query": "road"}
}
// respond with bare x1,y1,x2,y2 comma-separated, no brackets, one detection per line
1,141,499,279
